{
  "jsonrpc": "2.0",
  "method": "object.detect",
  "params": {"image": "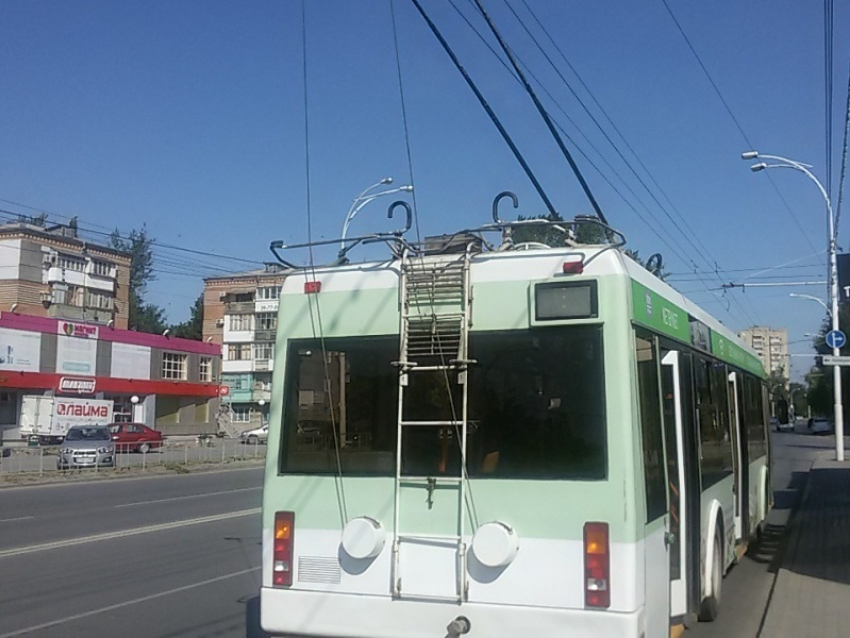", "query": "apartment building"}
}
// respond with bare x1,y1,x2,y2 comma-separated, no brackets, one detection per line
738,326,789,380
0,219,131,329
203,264,288,431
